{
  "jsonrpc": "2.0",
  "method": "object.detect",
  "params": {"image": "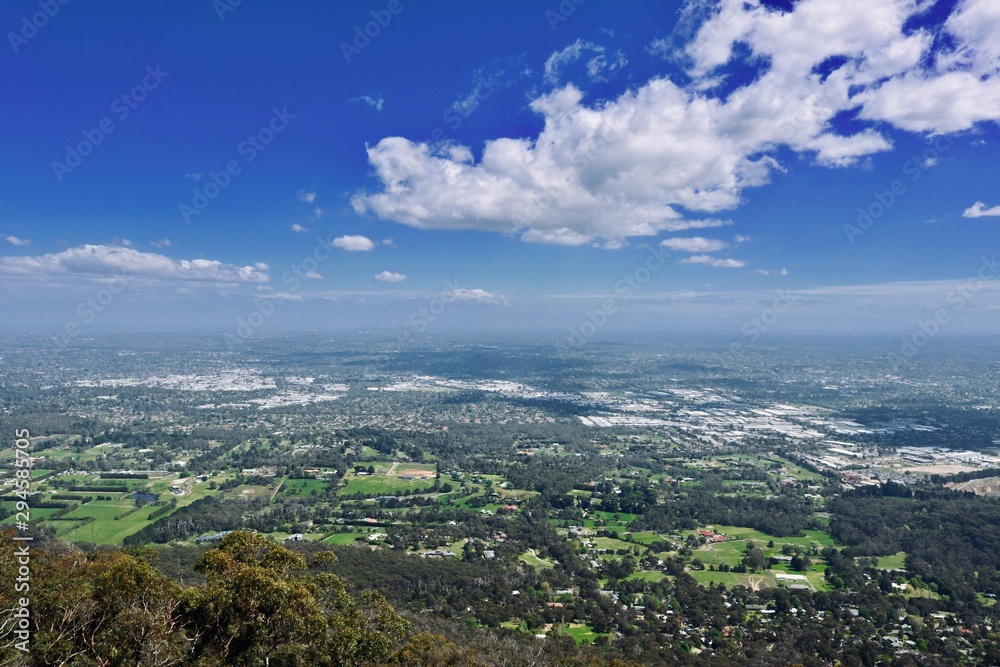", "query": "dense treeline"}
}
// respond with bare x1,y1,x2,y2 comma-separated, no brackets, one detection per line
635,488,814,537
829,486,1000,601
